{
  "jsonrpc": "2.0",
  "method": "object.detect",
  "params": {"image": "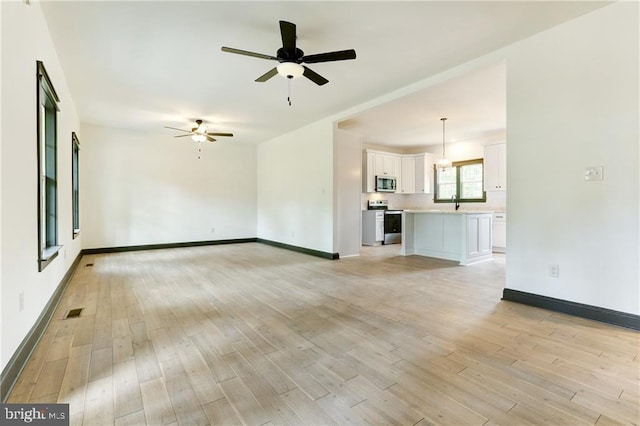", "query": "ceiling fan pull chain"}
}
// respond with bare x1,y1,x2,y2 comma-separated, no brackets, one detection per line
197,141,202,160
287,79,292,106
